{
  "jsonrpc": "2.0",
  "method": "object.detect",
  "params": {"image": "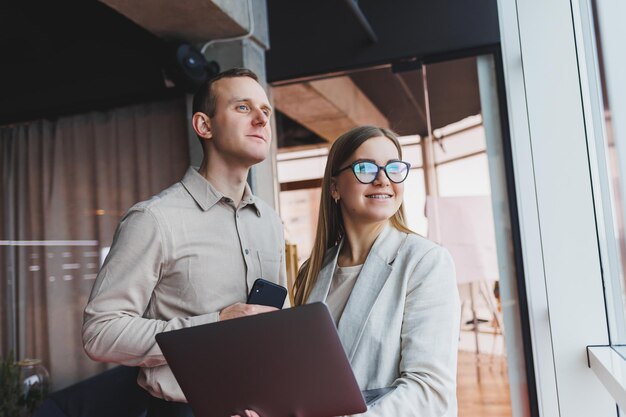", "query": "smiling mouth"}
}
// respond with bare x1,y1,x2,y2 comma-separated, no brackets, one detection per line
366,194,393,199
